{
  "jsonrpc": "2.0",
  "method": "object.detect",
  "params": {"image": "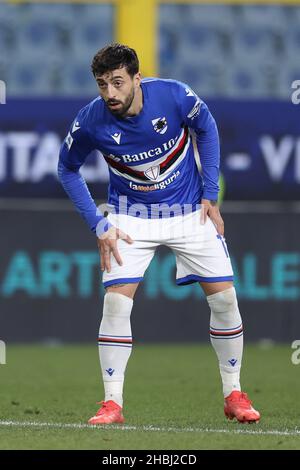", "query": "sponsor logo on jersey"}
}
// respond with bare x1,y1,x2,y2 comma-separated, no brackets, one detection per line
111,132,121,144
114,135,179,163
144,165,160,181
107,153,121,162
151,117,168,135
104,128,189,183
129,170,180,191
